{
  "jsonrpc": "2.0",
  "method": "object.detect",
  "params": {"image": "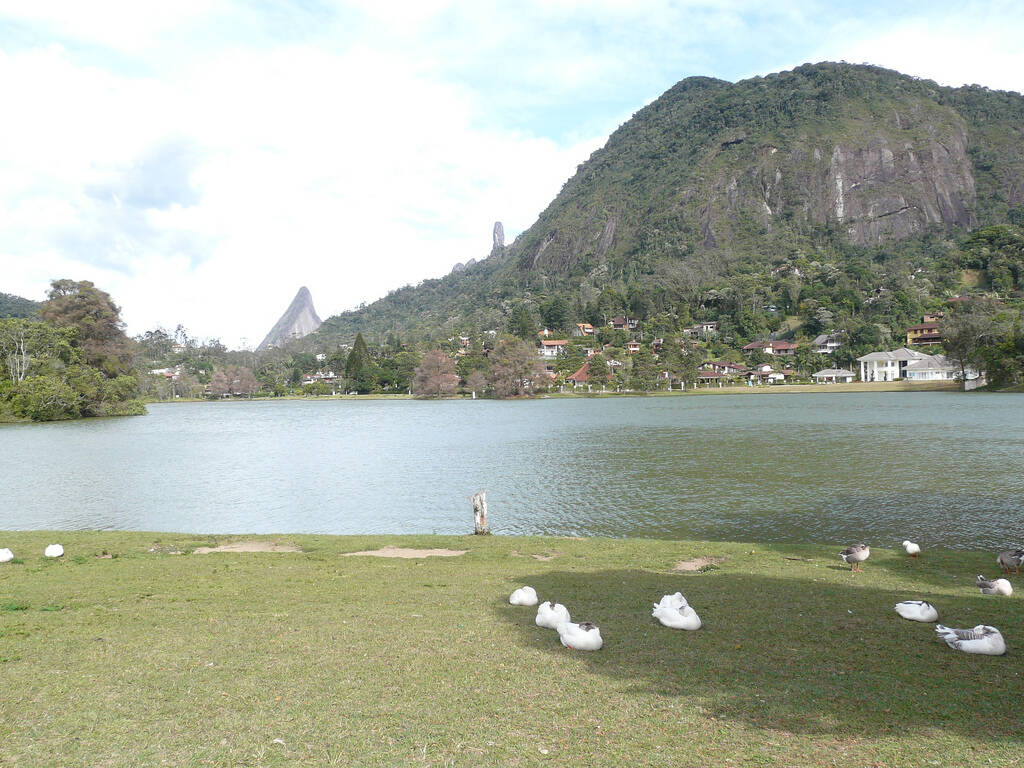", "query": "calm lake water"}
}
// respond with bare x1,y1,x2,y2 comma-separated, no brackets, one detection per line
1,392,1022,548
